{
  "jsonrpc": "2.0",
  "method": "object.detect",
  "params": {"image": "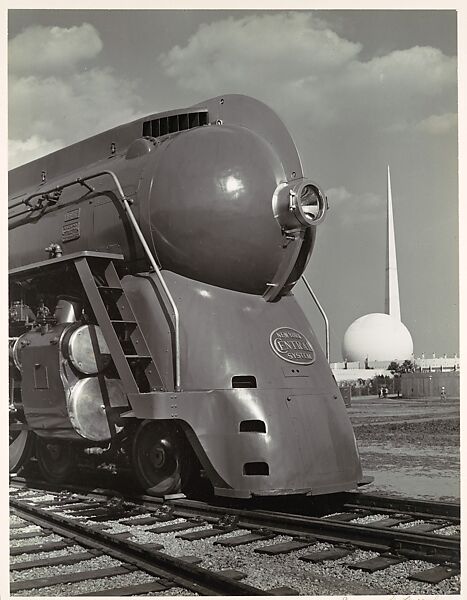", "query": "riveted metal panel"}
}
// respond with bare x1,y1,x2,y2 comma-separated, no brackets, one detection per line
127,388,362,497
123,270,362,497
